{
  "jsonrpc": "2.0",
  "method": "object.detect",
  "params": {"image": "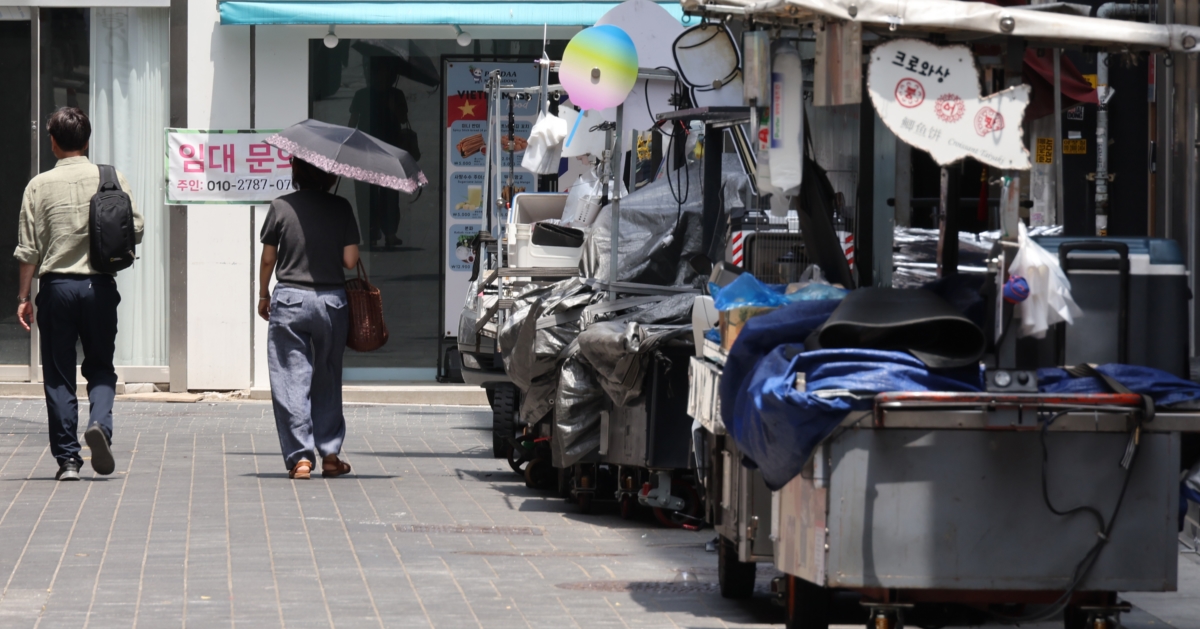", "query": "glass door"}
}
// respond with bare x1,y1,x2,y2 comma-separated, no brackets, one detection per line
0,13,33,378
